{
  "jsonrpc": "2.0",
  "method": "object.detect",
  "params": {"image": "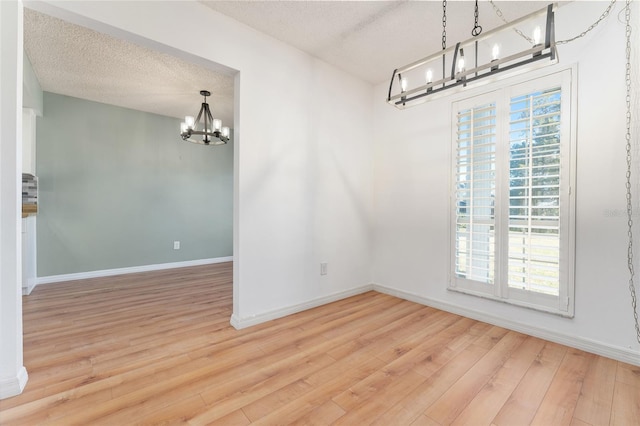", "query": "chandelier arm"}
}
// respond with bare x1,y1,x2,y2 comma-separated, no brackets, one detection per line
202,92,209,139
387,69,398,103
442,56,446,89
193,105,204,131
545,4,554,50
205,104,212,144
451,42,461,80
205,104,215,130
206,104,210,131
